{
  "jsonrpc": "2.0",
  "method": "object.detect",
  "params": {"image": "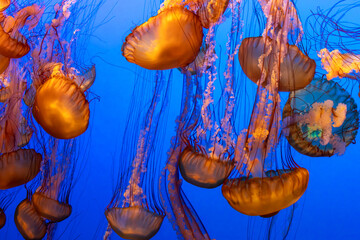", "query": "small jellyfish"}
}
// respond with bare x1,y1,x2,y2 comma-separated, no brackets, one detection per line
282,78,359,157
122,7,203,70
14,199,47,240
106,207,164,240
0,149,42,190
238,36,316,92
105,72,167,240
